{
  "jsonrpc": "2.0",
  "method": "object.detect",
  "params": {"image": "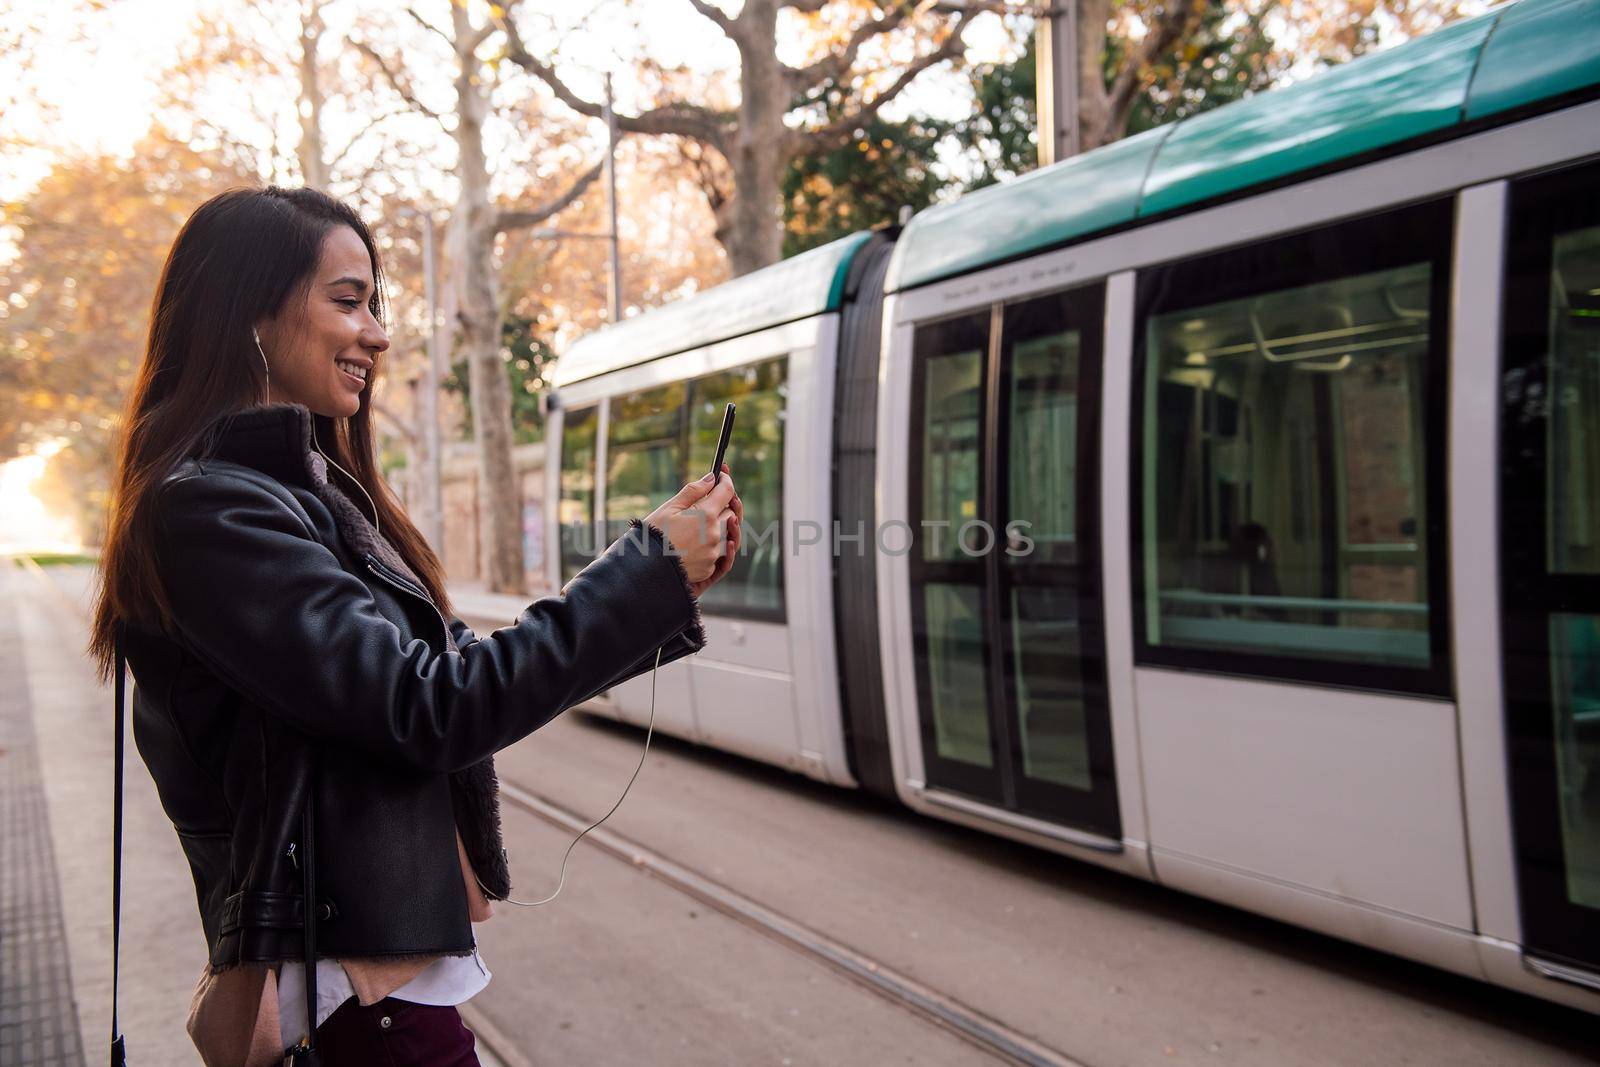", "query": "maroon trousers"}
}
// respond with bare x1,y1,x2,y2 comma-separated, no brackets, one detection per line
312,995,482,1066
